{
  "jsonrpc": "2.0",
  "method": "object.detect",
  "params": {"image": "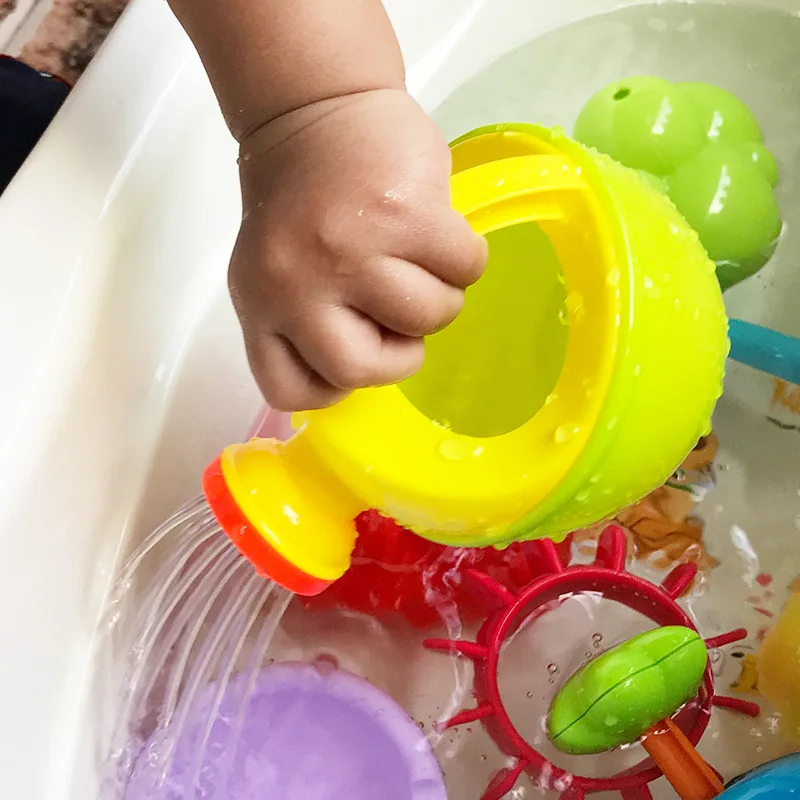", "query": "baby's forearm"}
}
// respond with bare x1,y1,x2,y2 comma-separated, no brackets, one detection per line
168,0,405,141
